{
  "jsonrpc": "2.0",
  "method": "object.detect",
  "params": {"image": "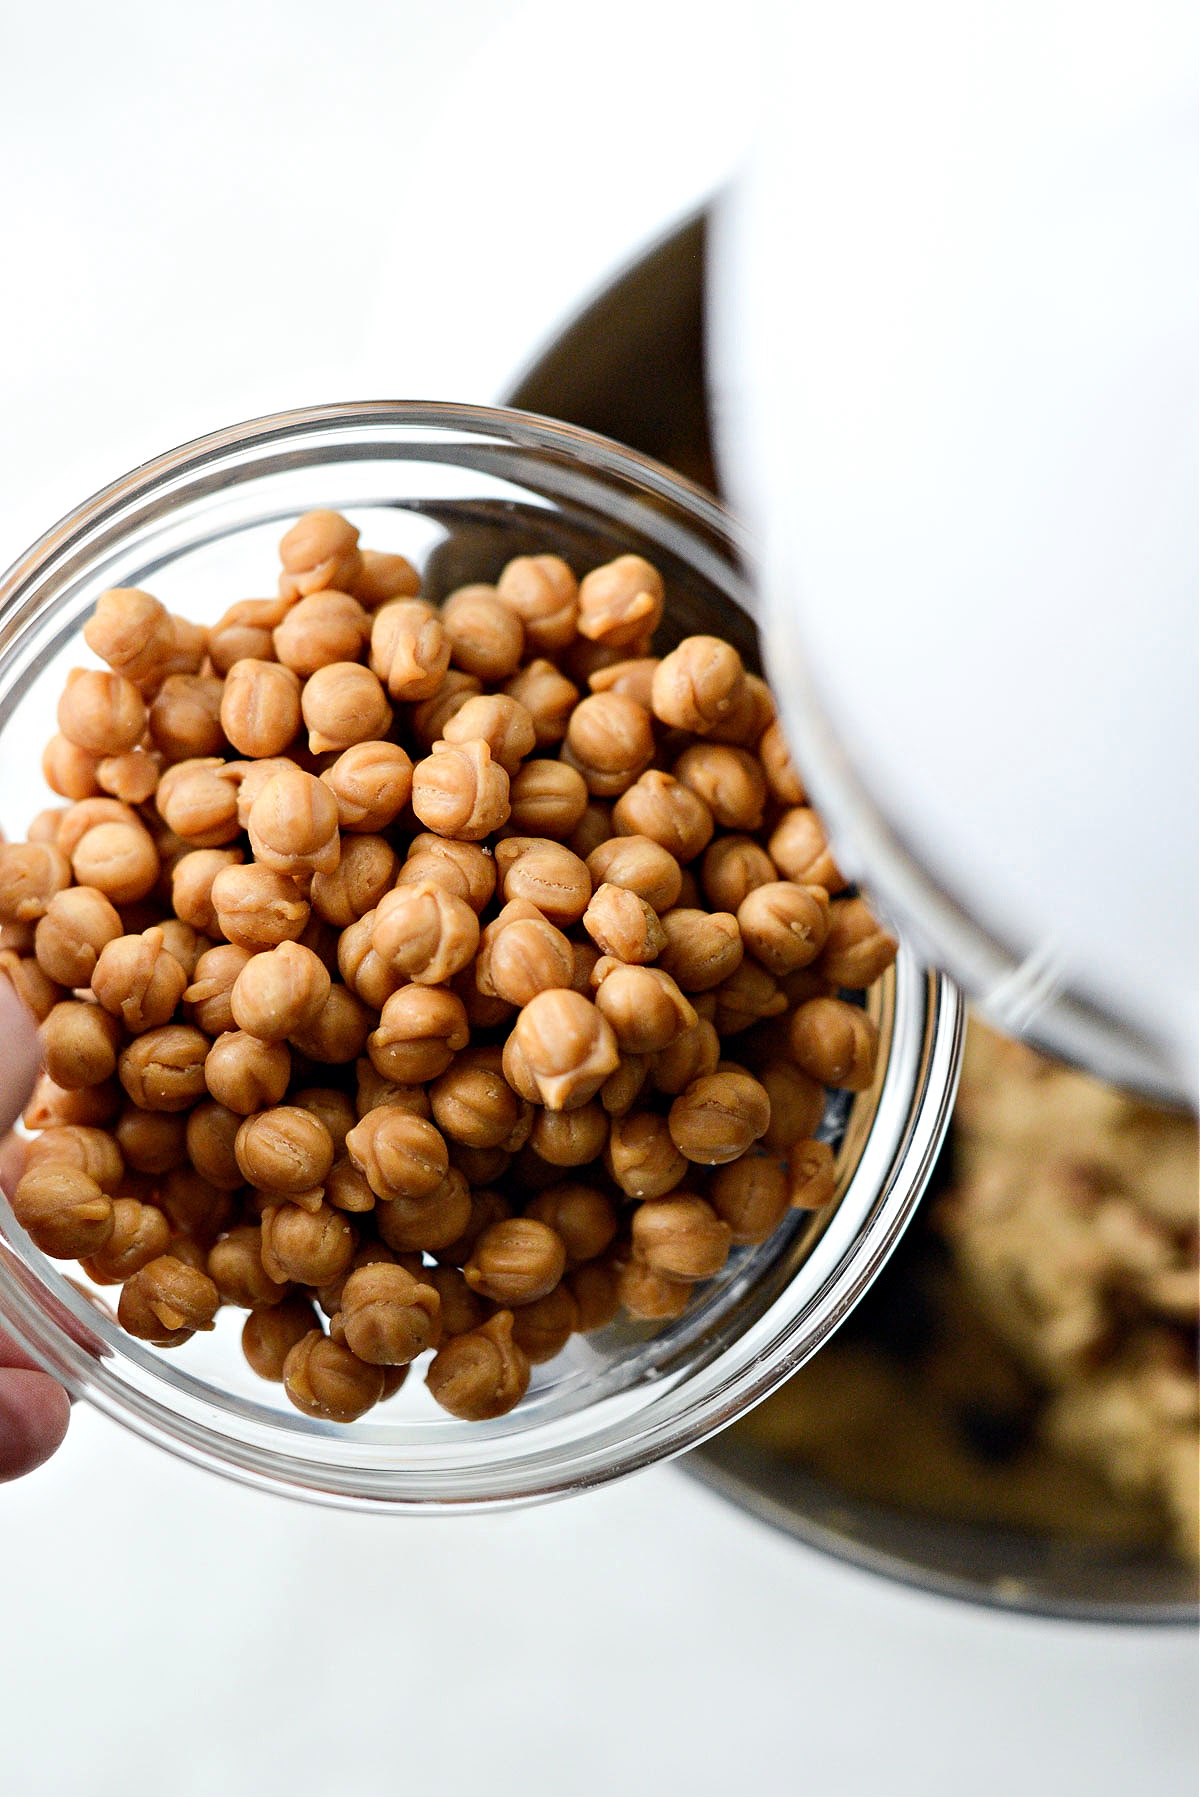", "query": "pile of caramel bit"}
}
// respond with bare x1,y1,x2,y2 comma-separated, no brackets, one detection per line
0,510,897,1423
